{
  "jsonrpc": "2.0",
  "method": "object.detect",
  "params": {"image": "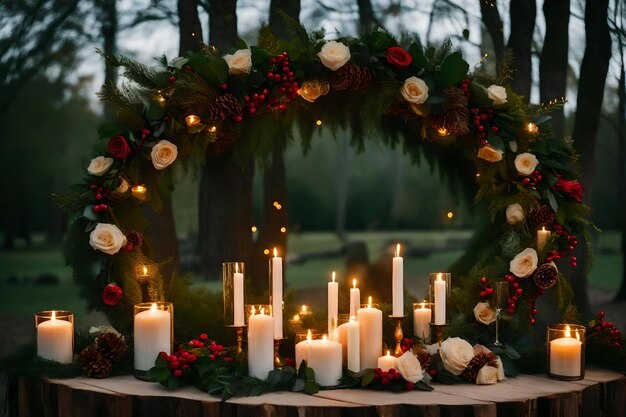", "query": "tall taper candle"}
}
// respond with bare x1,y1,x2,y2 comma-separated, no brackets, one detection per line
392,244,404,316
434,274,446,325
271,248,283,339
248,306,274,380
233,264,244,326
349,279,360,317
328,271,339,335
